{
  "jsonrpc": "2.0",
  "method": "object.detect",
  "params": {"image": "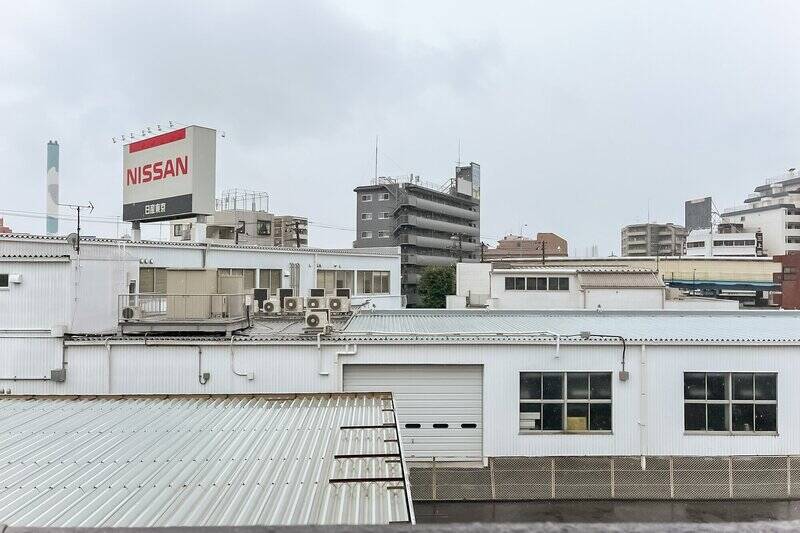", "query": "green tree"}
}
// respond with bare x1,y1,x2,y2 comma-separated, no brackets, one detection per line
417,265,455,308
